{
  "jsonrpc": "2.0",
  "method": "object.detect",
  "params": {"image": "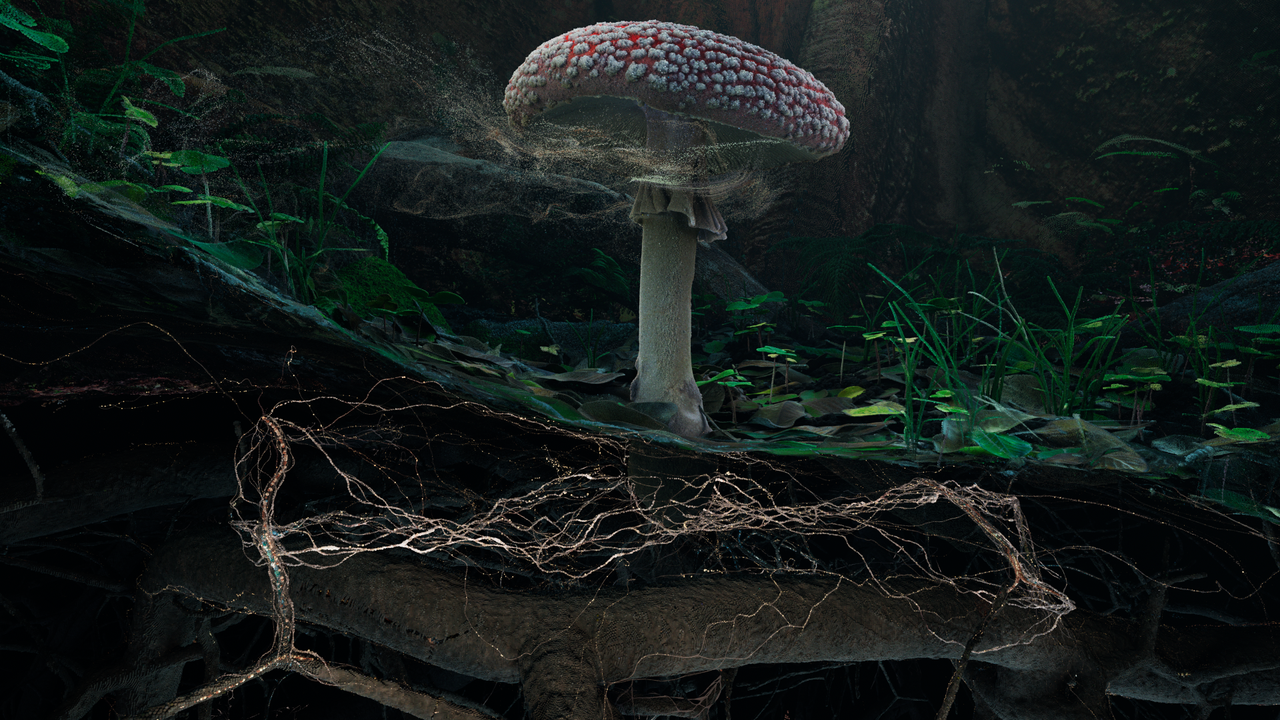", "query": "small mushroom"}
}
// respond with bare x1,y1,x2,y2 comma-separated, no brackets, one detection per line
505,21,849,437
